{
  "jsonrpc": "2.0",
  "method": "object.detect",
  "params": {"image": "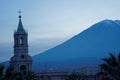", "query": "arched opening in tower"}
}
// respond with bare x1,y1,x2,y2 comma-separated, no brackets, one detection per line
20,37,23,45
